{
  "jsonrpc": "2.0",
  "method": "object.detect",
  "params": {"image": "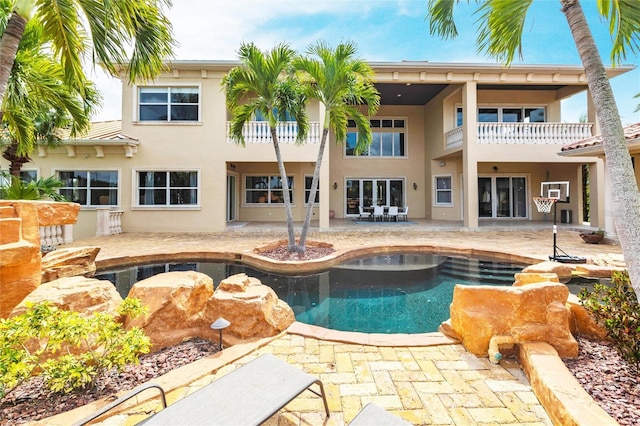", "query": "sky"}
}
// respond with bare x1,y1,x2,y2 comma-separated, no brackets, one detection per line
89,0,640,125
